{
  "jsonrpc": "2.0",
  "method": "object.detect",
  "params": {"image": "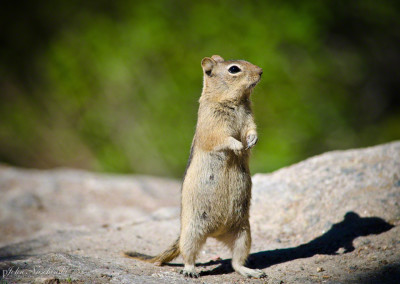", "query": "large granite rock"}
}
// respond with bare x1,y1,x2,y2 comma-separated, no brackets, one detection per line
0,142,399,283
